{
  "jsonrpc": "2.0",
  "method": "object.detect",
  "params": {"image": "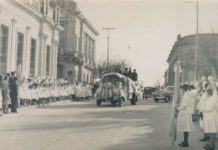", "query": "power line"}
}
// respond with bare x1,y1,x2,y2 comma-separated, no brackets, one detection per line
102,27,116,67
